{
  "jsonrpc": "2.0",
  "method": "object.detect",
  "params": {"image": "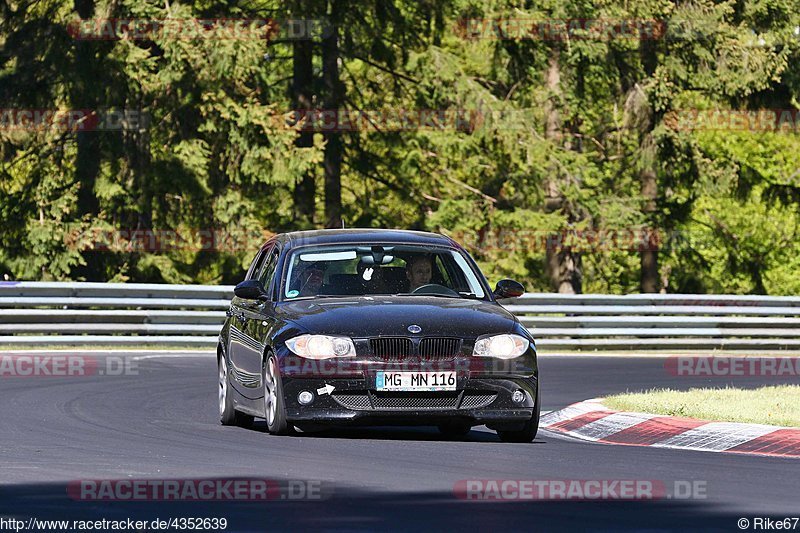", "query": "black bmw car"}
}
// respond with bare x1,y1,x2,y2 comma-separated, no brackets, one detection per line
218,229,539,442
